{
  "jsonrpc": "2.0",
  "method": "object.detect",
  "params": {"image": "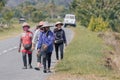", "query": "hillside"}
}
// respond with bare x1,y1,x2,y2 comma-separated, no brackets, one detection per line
6,0,73,7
